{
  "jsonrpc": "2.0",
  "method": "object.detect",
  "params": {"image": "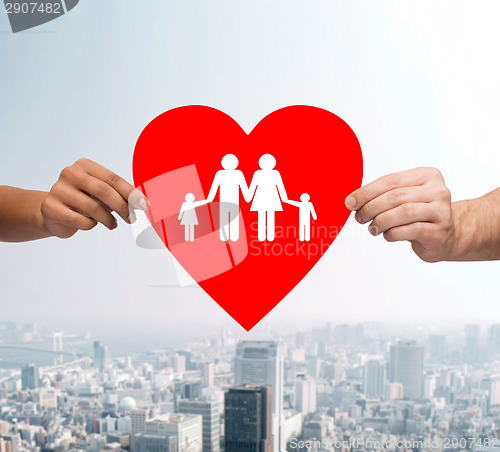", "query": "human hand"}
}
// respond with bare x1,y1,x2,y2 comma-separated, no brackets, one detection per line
345,167,455,262
41,158,149,239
